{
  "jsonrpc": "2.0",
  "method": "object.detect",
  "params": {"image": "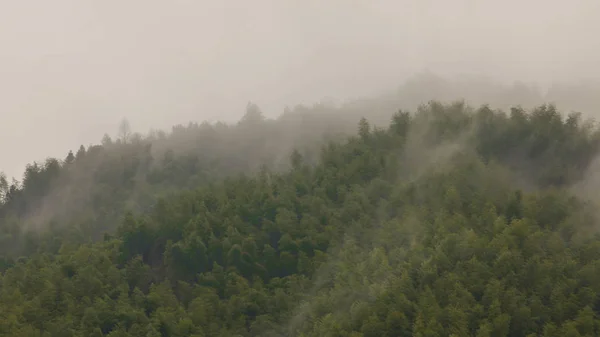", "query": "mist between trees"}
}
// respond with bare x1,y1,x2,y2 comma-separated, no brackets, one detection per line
3,73,600,336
